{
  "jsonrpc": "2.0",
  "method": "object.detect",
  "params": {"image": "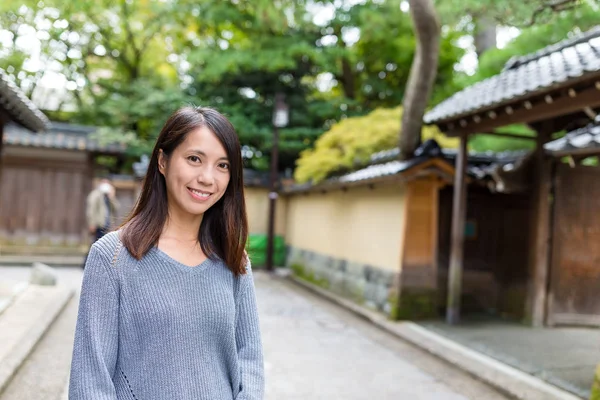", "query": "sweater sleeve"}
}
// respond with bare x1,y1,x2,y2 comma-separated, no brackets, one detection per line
69,243,119,399
235,262,265,400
